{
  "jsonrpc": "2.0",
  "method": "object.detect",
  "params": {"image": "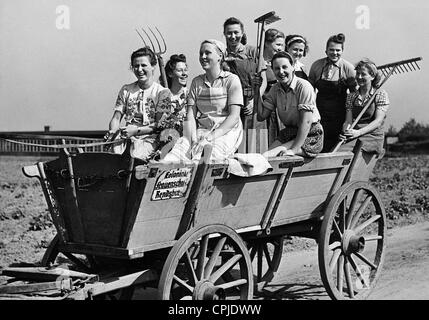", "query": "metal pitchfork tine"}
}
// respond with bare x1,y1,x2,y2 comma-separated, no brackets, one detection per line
135,26,168,87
